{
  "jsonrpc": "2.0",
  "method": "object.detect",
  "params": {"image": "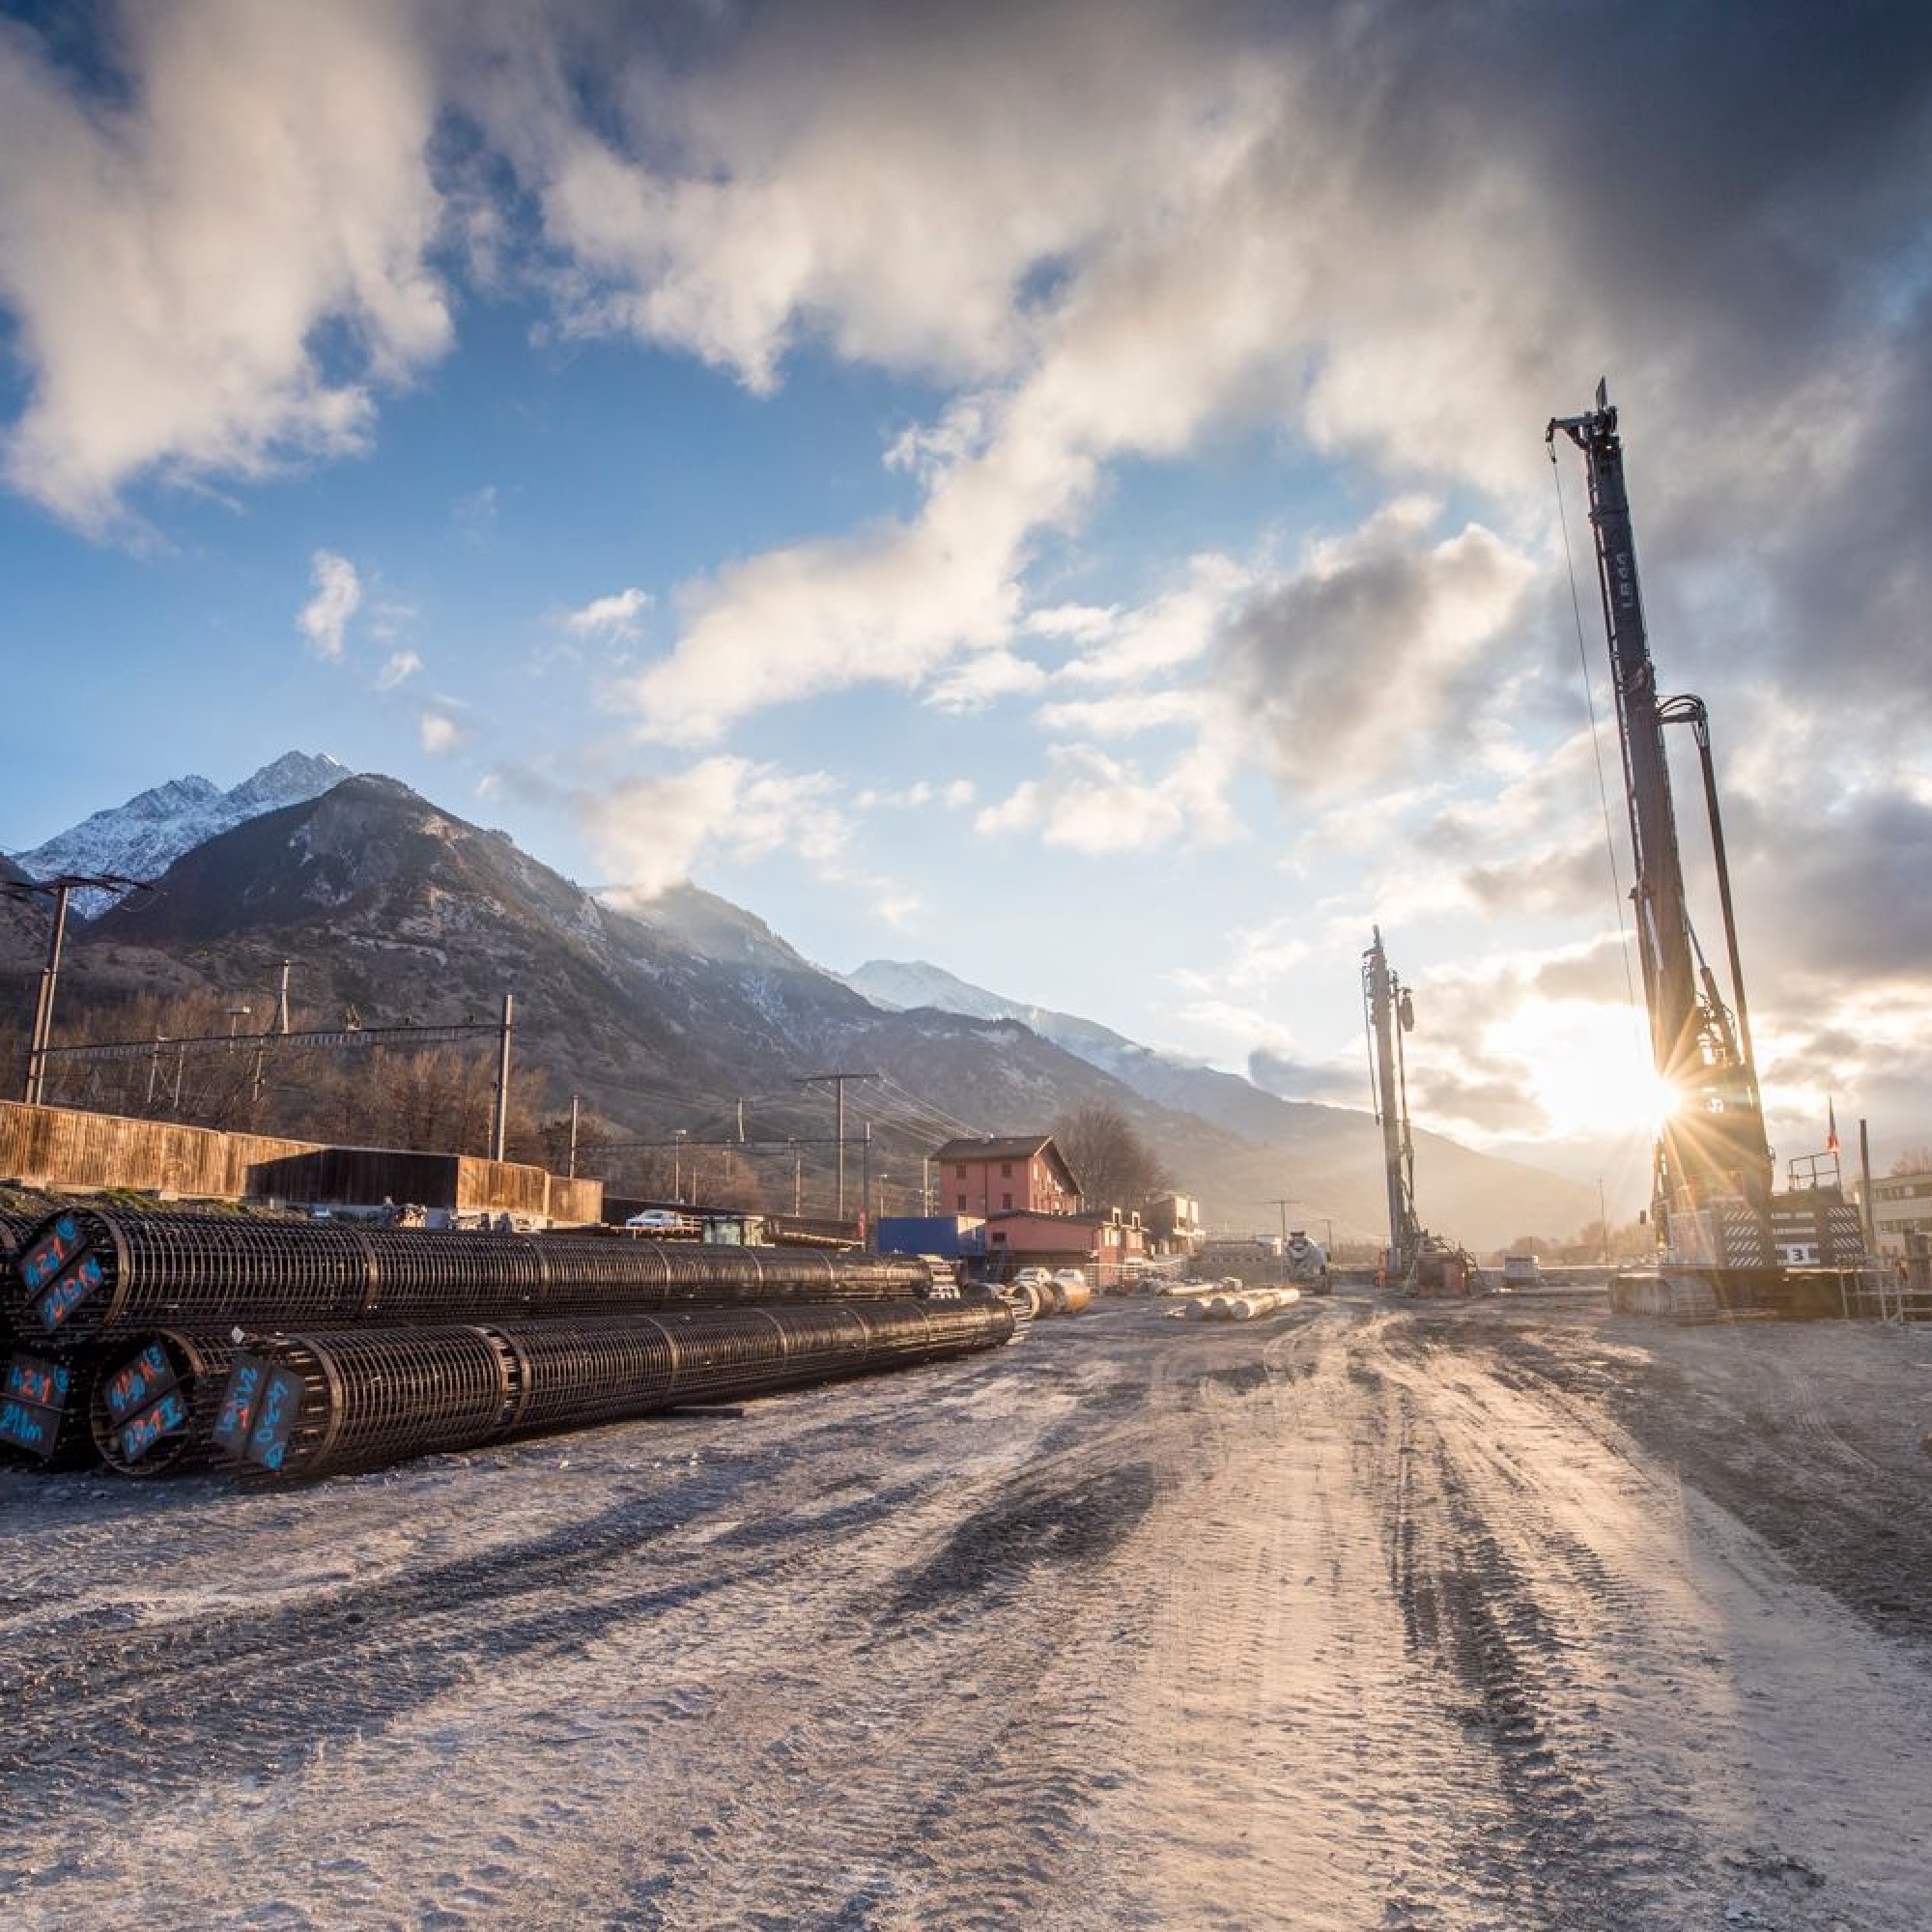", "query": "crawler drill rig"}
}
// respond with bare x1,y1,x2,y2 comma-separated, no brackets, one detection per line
1548,384,1860,1313
1363,928,1478,1295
